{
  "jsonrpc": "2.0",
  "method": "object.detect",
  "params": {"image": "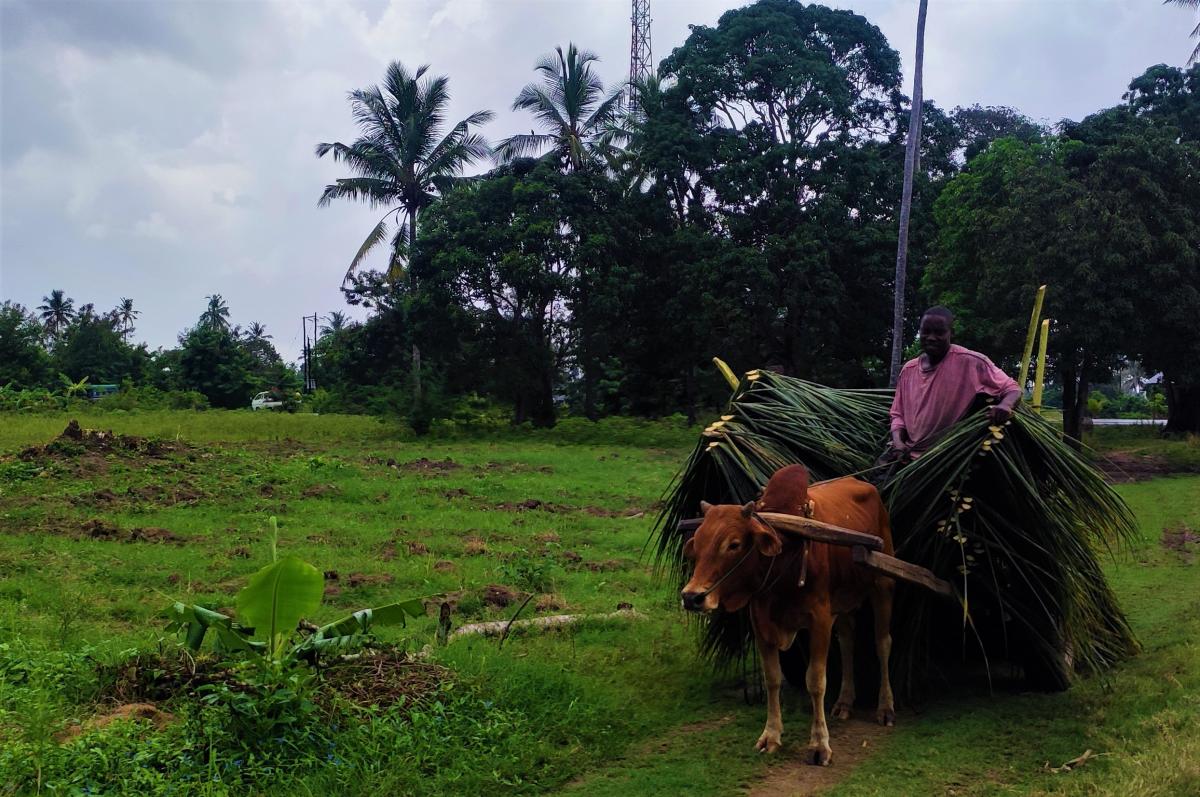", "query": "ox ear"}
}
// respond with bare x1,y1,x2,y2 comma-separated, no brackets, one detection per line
752,520,783,558
699,500,714,515
740,501,755,518
682,537,696,560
